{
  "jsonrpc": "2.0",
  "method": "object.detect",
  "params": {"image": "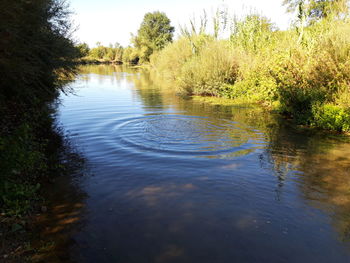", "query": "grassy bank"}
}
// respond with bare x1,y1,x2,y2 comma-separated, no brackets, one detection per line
150,7,350,132
78,57,123,65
